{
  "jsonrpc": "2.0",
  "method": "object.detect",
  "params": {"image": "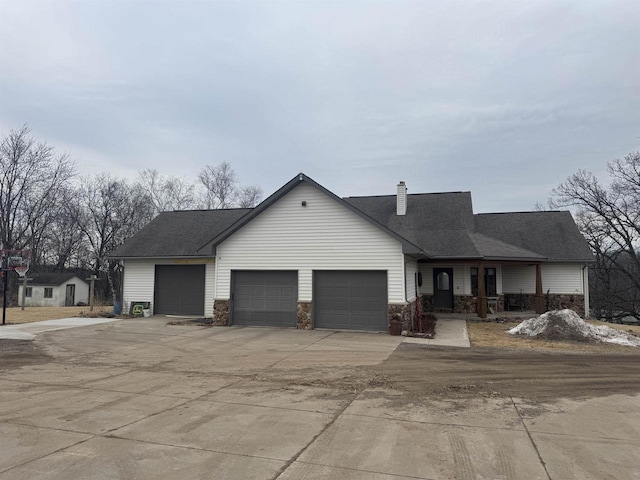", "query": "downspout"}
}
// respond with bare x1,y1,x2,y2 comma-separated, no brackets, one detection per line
582,264,589,318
